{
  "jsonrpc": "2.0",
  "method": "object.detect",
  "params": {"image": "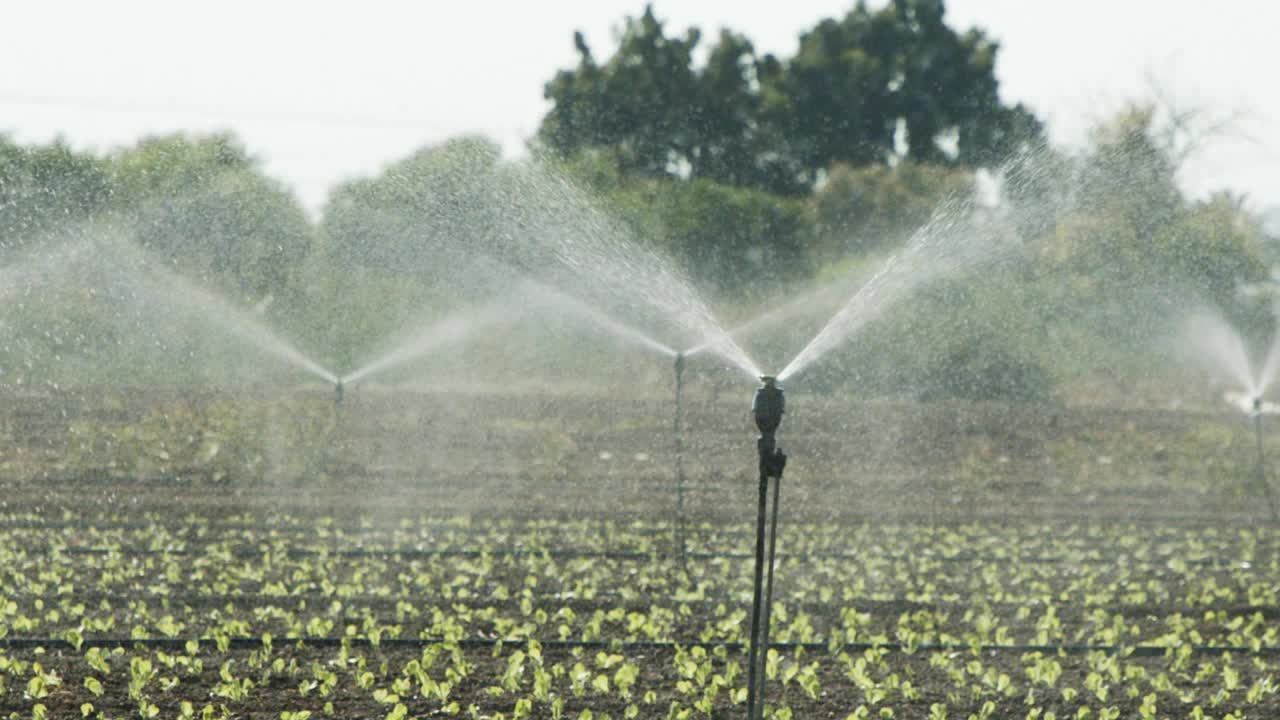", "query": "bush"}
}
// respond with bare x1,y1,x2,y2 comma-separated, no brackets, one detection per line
917,335,1052,402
